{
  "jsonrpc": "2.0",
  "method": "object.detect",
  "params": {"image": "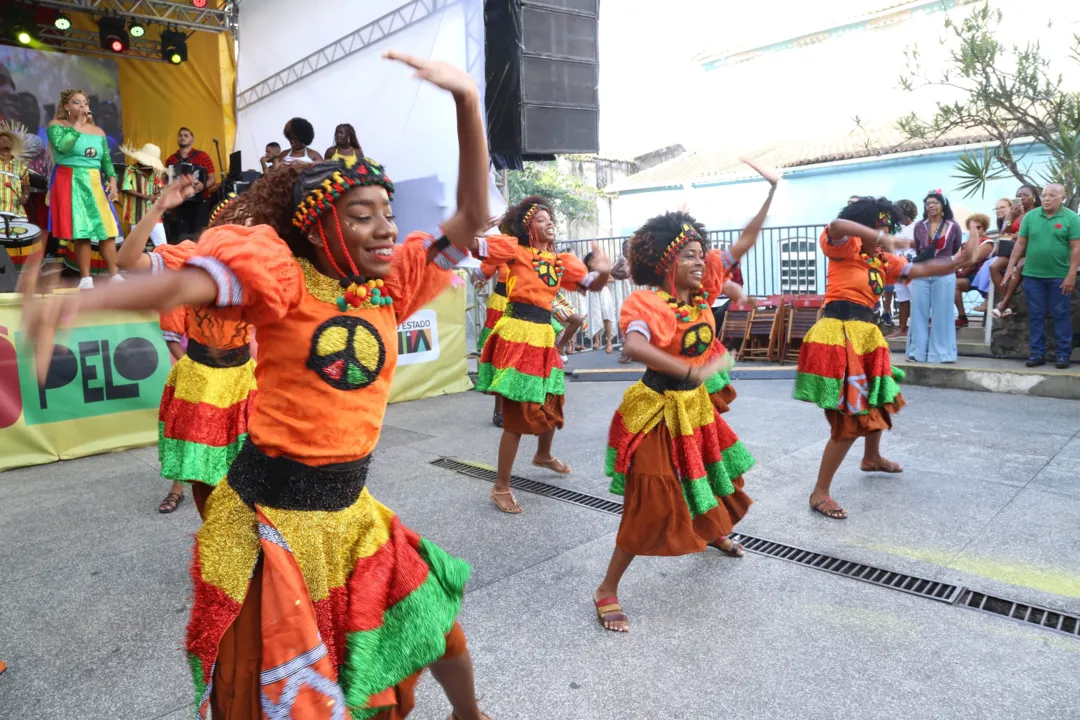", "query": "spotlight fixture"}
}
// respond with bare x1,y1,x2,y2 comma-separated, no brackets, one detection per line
54,13,72,31
160,29,188,65
129,21,146,38
191,0,207,8
16,29,33,45
99,16,129,53
9,8,37,45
